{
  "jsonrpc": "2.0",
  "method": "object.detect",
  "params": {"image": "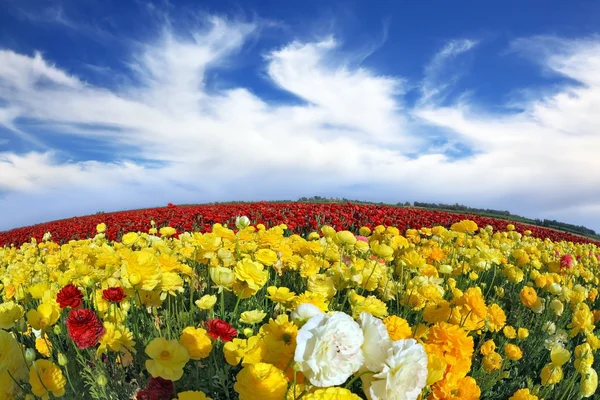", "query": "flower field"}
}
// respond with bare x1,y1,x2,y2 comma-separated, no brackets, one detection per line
0,202,597,247
0,205,599,399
